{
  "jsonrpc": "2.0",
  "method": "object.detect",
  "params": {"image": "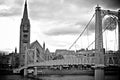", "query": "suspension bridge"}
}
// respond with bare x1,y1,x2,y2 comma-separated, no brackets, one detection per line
15,5,120,80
